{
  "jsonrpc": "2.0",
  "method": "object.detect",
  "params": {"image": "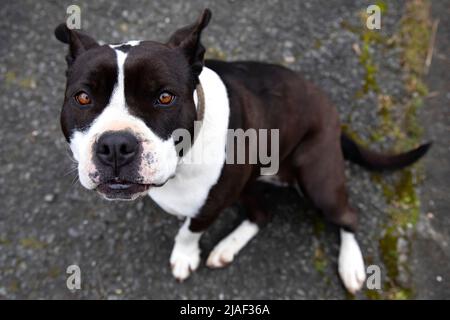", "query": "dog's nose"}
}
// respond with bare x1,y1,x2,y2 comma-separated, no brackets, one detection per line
95,131,139,172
